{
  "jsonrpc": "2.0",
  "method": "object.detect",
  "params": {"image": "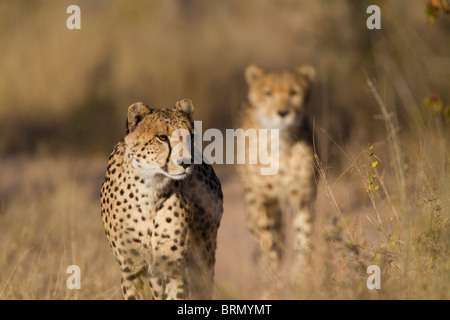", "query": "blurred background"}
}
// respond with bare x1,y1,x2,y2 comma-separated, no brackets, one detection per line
0,0,449,299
